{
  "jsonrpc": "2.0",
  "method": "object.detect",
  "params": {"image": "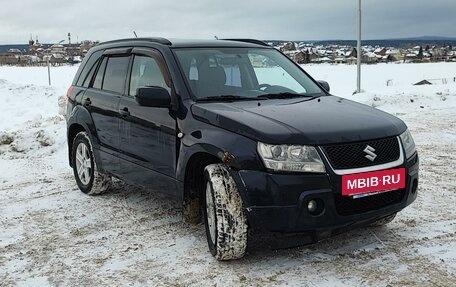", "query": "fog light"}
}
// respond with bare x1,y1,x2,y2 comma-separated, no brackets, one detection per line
307,200,318,213
307,199,324,216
